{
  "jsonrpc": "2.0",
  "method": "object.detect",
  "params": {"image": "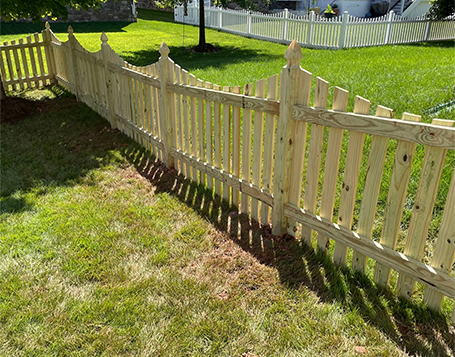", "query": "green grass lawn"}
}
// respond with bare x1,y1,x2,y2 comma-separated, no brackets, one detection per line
1,9,454,121
1,9,455,356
